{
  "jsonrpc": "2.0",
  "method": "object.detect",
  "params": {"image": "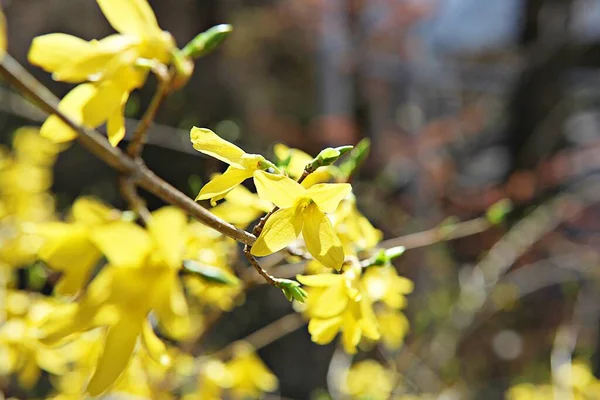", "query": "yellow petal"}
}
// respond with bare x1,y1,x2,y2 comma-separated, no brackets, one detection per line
86,315,143,396
250,207,302,257
296,273,343,287
190,127,246,167
91,221,152,267
82,80,126,127
308,317,342,345
359,296,380,341
142,319,171,366
341,312,362,354
302,204,344,270
148,207,187,268
210,201,263,228
40,84,97,143
311,283,348,319
71,196,117,225
36,222,101,296
51,35,134,82
196,166,254,202
253,170,305,208
107,102,126,146
154,273,190,340
96,0,161,37
307,183,352,213
28,34,92,77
